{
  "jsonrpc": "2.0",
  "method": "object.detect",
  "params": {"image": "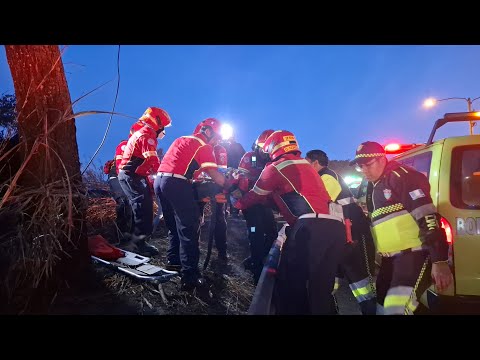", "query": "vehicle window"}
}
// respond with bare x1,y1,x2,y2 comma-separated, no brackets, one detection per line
451,145,480,209
397,151,432,179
